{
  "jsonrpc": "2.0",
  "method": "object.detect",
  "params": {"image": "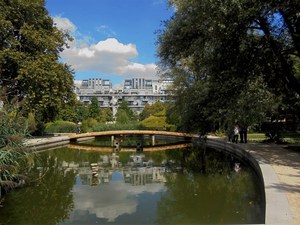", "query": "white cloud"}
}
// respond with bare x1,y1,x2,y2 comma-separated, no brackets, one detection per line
96,25,117,37
118,62,158,77
78,47,95,58
53,16,158,79
53,16,76,33
94,38,137,55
